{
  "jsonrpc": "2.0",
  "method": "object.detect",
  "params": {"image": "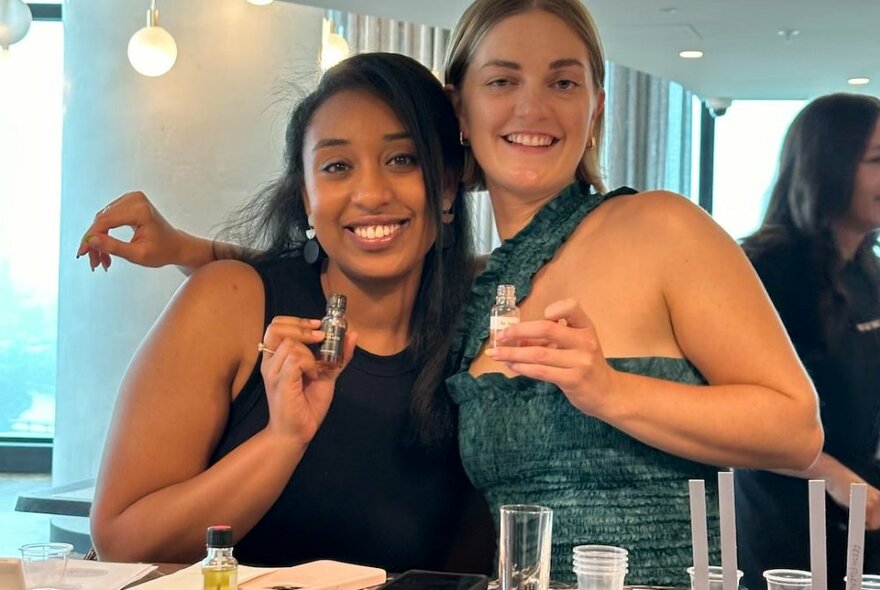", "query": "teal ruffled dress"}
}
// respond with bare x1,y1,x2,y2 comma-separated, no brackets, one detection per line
446,181,721,586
